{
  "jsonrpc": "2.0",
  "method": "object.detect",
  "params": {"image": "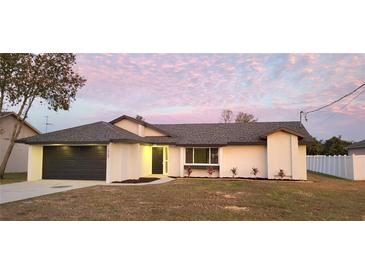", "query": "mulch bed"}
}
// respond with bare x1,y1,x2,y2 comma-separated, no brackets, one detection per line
111,177,160,184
